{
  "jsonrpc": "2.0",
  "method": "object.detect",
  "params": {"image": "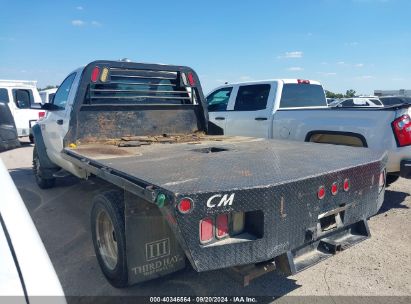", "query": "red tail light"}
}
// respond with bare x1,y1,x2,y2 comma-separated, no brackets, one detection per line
392,114,411,147
297,79,310,84
38,111,45,120
91,66,100,82
343,179,350,192
331,182,338,196
318,186,326,200
216,214,229,239
187,72,196,86
200,218,214,243
177,198,193,214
